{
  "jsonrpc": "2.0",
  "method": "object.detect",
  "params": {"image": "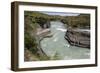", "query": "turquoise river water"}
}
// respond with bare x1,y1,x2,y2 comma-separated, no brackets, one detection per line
41,21,90,60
